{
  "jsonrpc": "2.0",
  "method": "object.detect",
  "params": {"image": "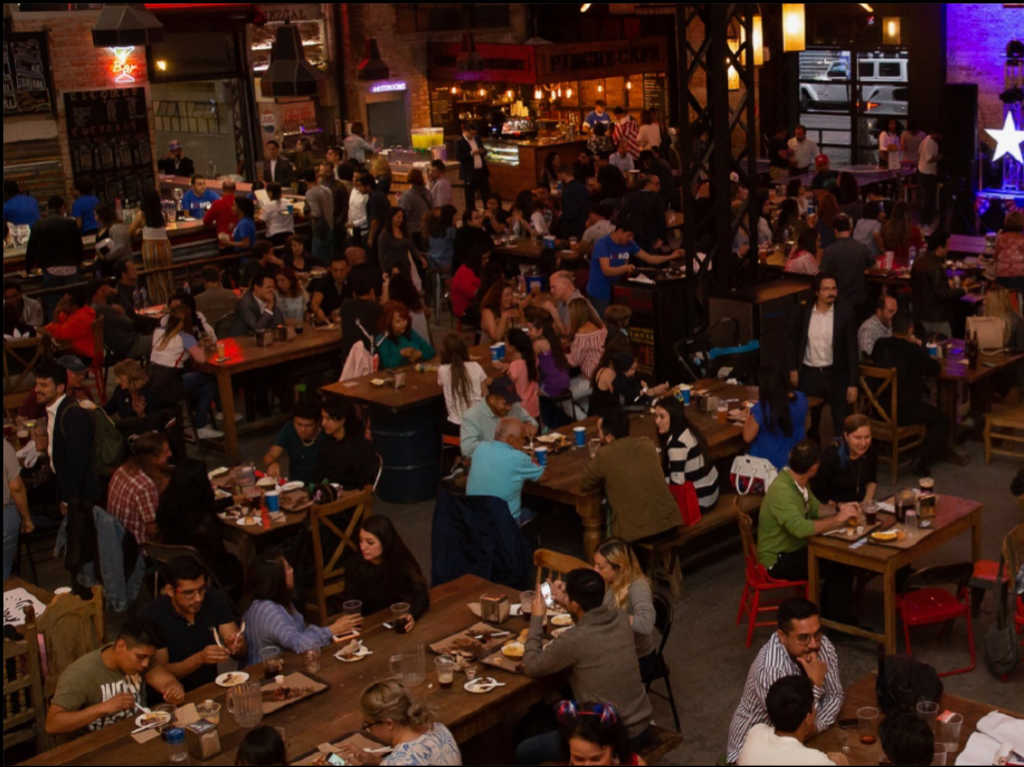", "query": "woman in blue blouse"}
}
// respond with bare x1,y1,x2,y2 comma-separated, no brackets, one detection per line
742,365,808,470
231,196,257,251
376,301,435,369
242,555,361,665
